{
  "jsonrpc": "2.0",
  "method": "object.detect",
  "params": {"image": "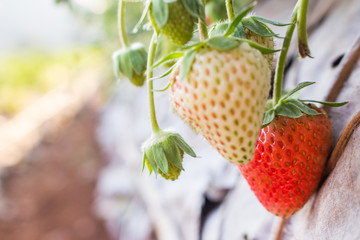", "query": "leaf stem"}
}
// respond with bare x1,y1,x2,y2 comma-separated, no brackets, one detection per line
118,0,129,47
147,32,161,133
226,0,235,21
272,5,298,105
198,0,208,40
